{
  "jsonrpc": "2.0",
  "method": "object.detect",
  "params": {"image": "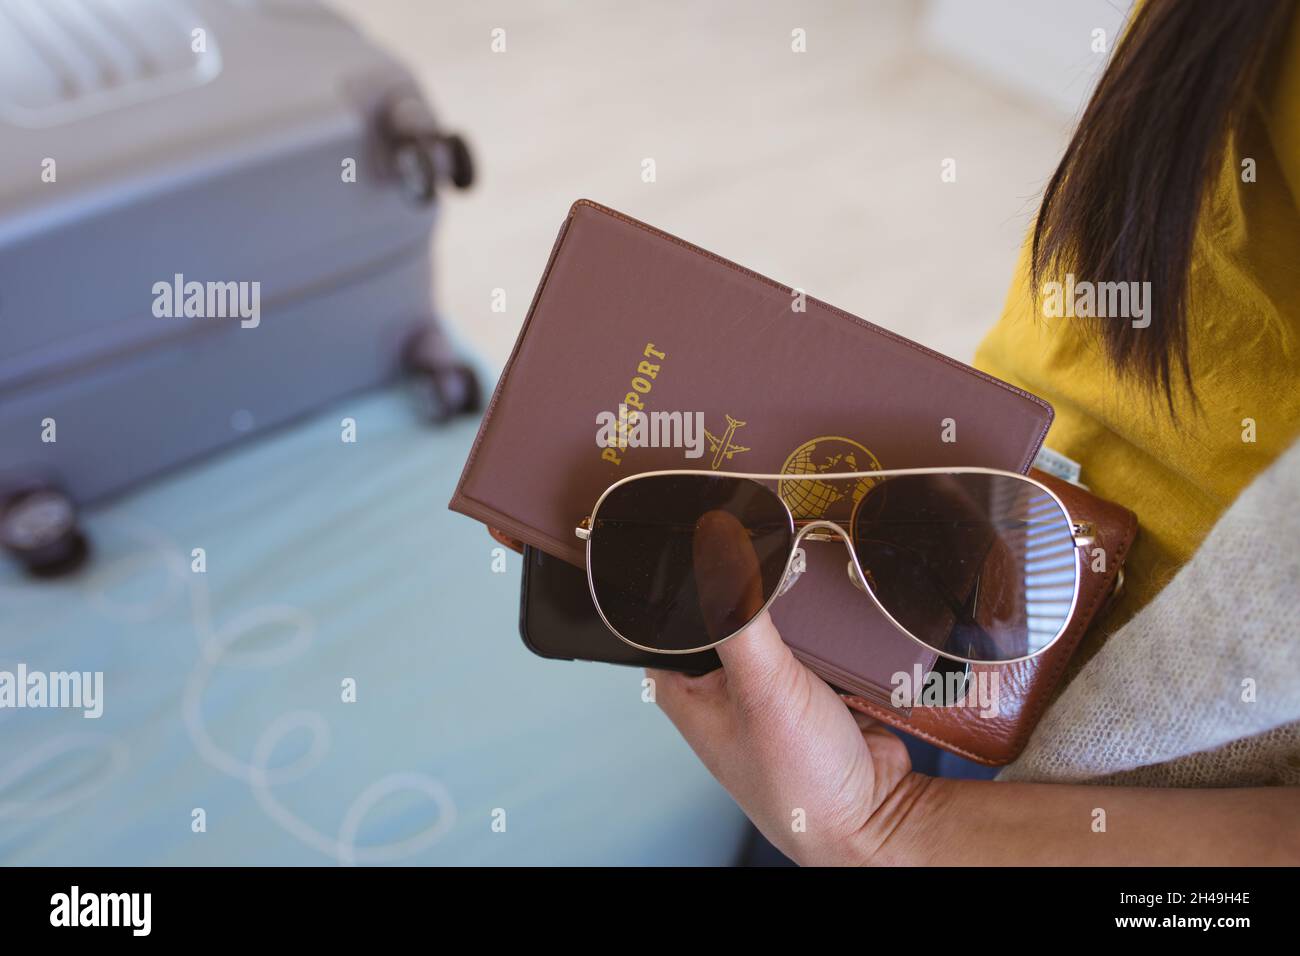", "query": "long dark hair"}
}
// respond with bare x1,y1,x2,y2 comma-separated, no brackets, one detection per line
1031,0,1296,407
